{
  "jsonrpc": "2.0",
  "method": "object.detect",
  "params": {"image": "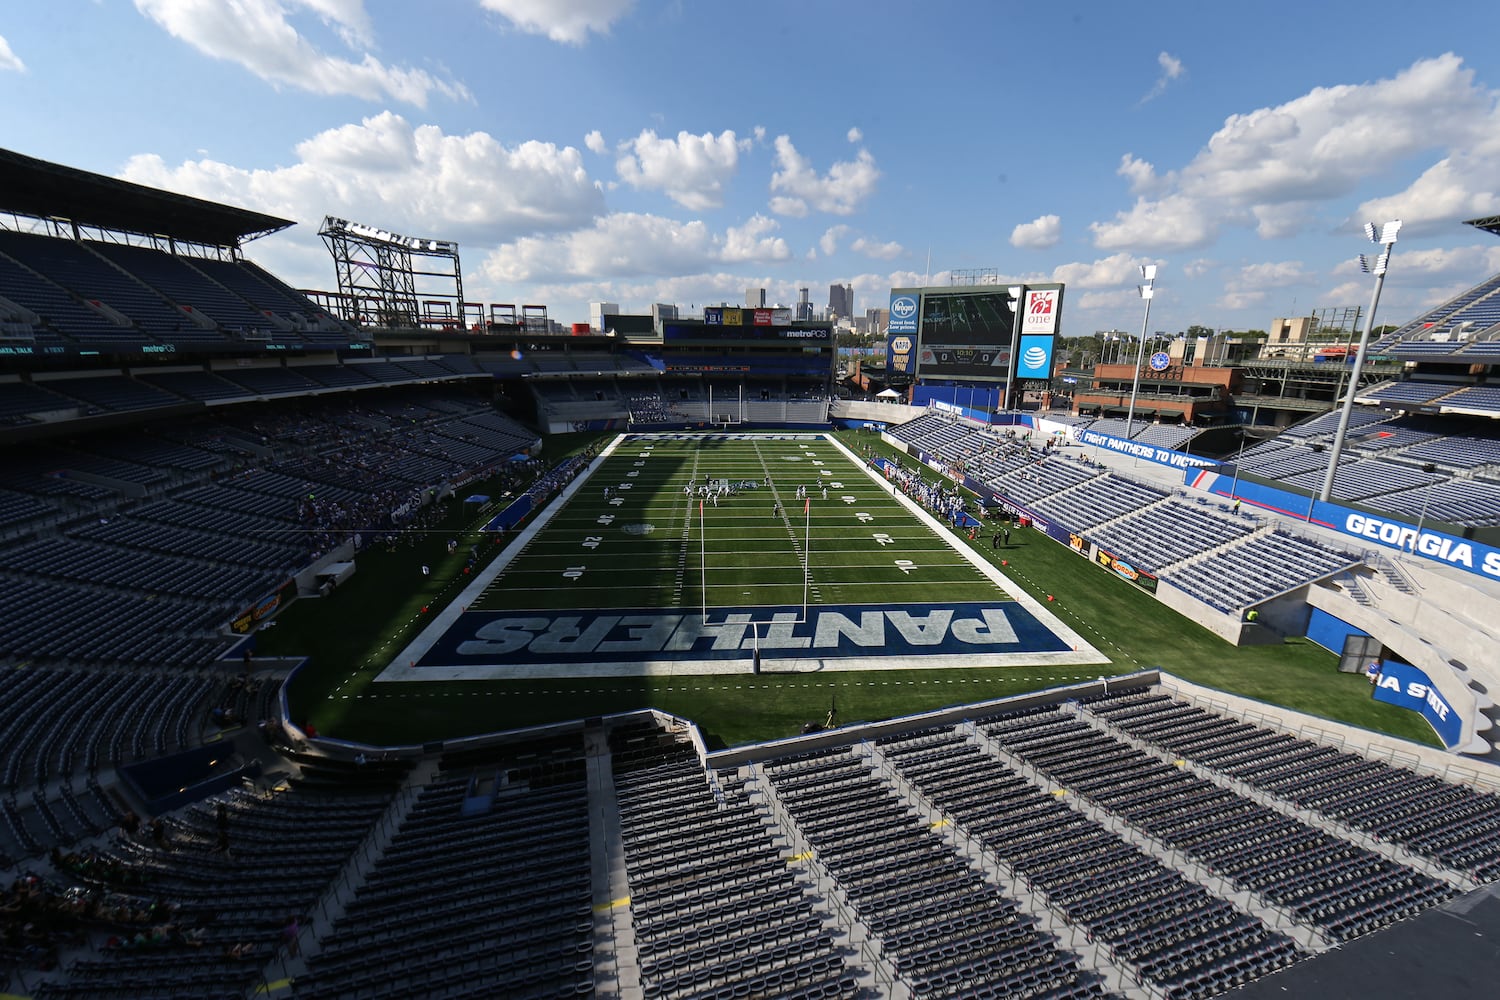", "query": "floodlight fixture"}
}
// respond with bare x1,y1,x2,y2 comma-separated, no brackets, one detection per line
1124,263,1160,439
1319,220,1401,501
